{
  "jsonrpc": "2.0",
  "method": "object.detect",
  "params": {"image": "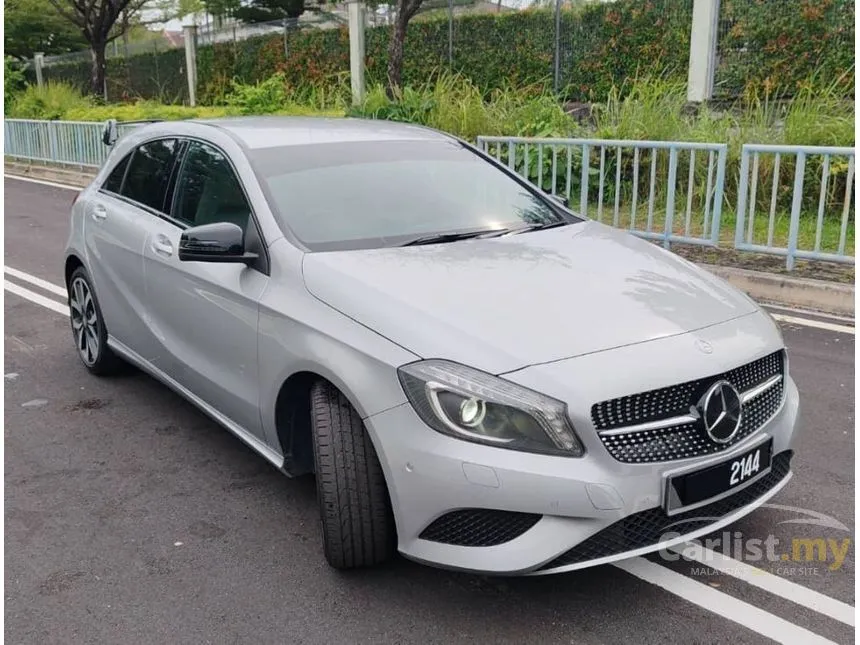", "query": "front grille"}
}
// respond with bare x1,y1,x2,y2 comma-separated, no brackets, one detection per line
419,509,542,546
540,450,793,571
594,351,785,463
